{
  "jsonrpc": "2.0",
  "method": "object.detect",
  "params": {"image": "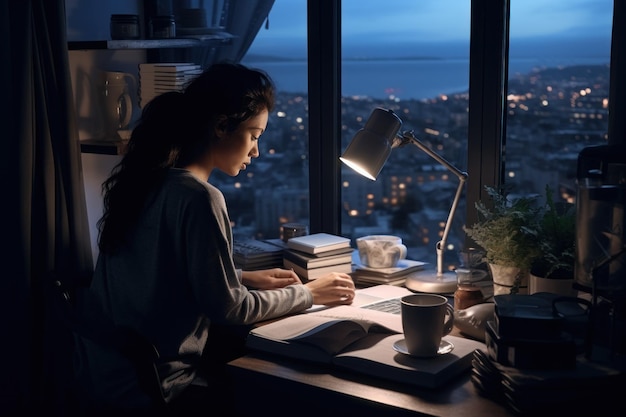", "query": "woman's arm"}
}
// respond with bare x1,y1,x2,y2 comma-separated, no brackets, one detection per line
241,268,302,289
